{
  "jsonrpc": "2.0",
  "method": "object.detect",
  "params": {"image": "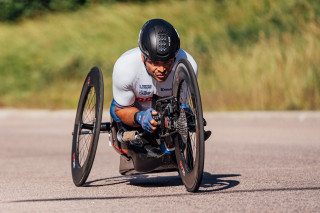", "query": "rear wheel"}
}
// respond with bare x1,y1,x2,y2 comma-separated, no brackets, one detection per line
71,67,104,186
173,59,205,192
